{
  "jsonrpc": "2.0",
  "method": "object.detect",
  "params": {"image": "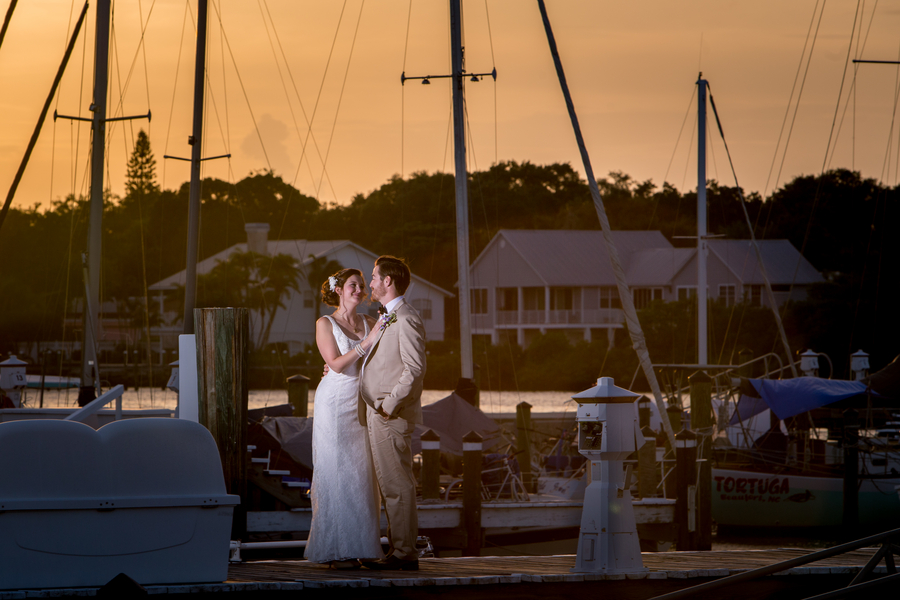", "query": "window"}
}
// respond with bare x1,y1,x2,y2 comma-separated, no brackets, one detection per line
411,298,432,320
550,287,574,310
303,290,313,309
746,284,763,306
633,288,663,310
471,288,488,314
677,286,697,301
599,287,621,309
719,284,736,306
496,288,518,311
523,287,545,311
